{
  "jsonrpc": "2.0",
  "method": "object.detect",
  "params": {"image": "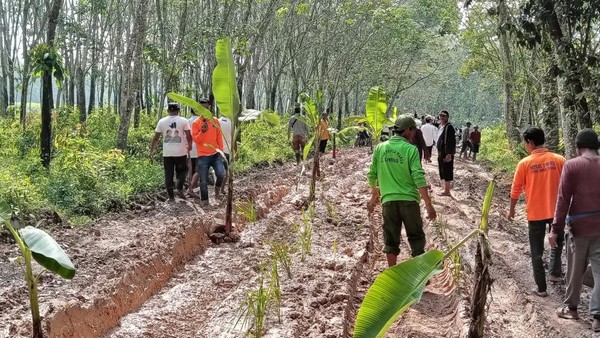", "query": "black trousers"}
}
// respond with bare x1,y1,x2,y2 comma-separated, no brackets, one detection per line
528,219,564,292
163,156,188,199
